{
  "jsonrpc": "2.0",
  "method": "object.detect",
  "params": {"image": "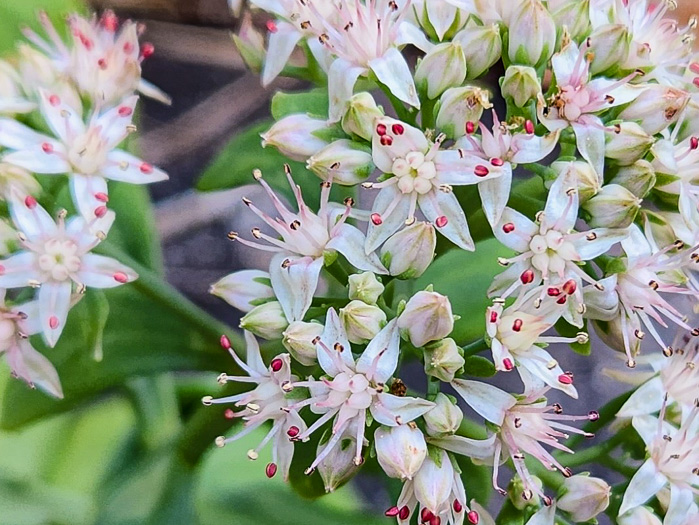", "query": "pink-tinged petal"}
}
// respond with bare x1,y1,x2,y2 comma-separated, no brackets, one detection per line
428,434,497,462
418,190,474,251
269,252,323,322
434,150,504,185
37,88,85,143
15,299,41,337
372,117,429,173
621,224,652,266
372,393,434,426
95,95,139,149
395,21,433,53
0,252,41,288
571,228,627,260
618,459,667,517
509,130,560,164
355,319,399,383
75,253,138,288
316,308,354,377
3,144,69,174
0,98,35,114
9,192,58,242
5,339,63,398
70,174,109,223
307,38,334,73
631,415,674,446
479,165,512,227
544,164,579,232
328,58,366,122
551,40,580,88
243,329,267,376
451,379,516,425
665,485,695,525
38,280,72,347
588,78,645,108
488,260,540,298
274,411,306,480
102,150,169,184
571,115,605,178
536,94,569,132
327,223,387,274
262,21,302,87
493,207,537,252
66,215,112,250
518,346,578,398
210,270,274,313
583,275,619,321
369,47,420,109
365,186,412,254
617,376,664,418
